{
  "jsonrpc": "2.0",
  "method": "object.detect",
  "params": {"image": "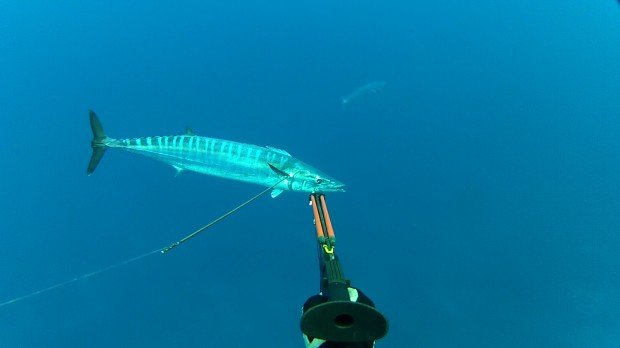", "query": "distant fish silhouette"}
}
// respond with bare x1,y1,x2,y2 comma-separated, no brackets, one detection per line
341,81,386,108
